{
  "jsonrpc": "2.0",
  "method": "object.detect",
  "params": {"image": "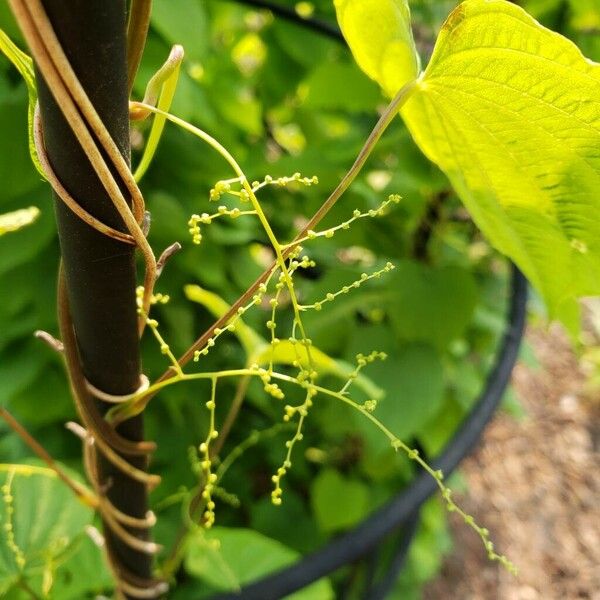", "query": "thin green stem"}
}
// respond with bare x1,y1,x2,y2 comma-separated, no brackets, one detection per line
210,374,251,457
107,368,254,424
